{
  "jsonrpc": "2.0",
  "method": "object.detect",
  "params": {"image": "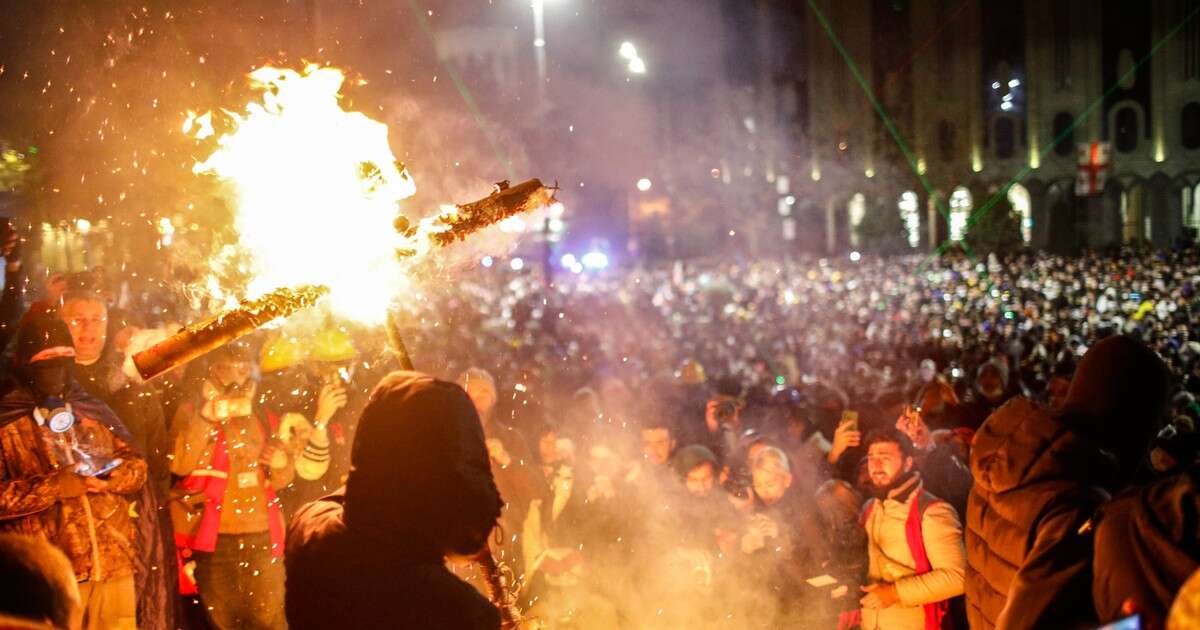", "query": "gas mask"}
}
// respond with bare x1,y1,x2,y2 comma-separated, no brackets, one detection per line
33,397,76,433
201,378,257,422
